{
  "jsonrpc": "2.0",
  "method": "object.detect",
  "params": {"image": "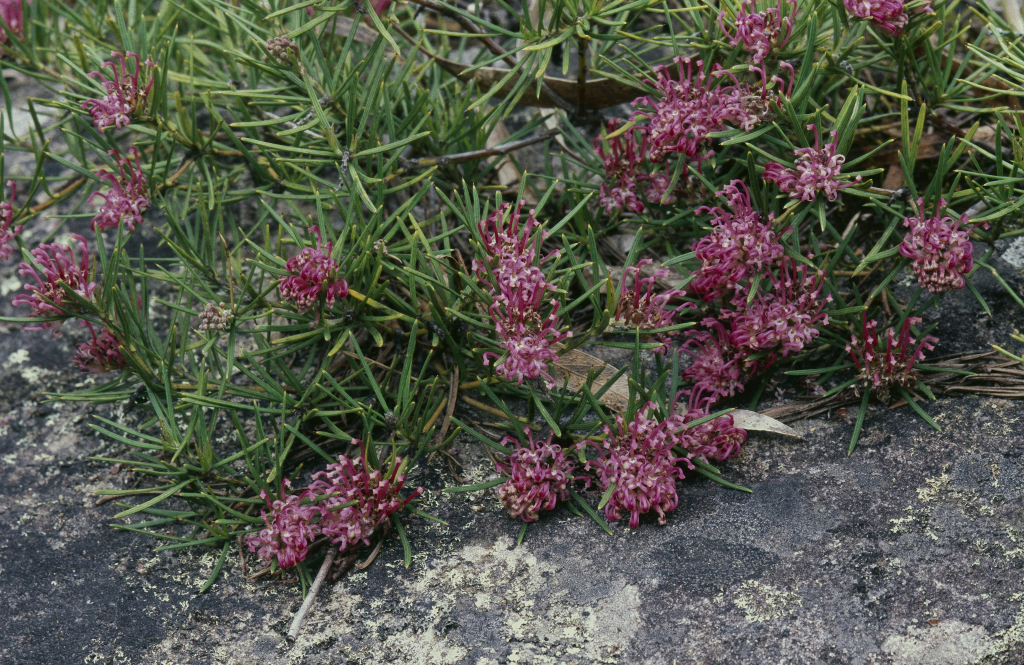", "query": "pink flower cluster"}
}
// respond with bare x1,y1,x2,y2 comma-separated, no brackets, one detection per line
682,261,831,405
594,120,647,214
682,182,832,403
81,52,155,131
474,203,570,386
720,0,795,66
496,429,581,522
671,402,748,463
307,452,422,553
844,0,907,36
614,258,687,354
88,148,150,233
846,315,937,402
898,198,981,295
728,260,832,358
73,322,126,373
681,319,750,402
580,403,693,528
843,0,931,37
691,181,783,301
632,58,758,165
0,0,26,44
247,447,423,569
279,225,349,314
13,234,97,334
0,180,22,261
764,125,860,202
247,479,322,570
